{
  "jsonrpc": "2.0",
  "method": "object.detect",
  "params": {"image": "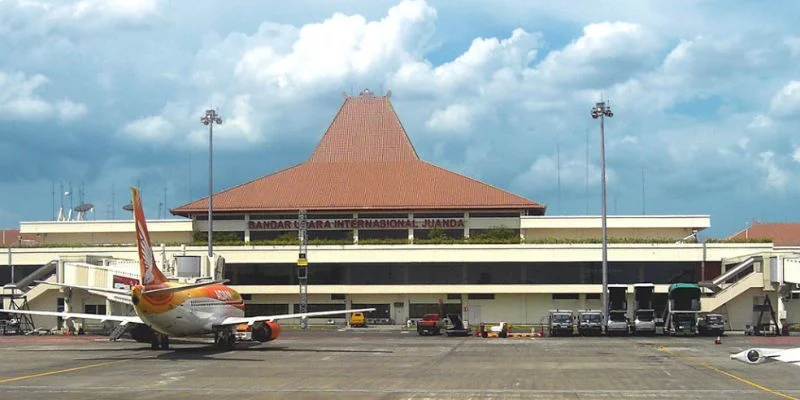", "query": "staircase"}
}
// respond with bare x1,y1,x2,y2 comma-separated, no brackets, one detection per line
699,257,757,293
701,271,764,313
